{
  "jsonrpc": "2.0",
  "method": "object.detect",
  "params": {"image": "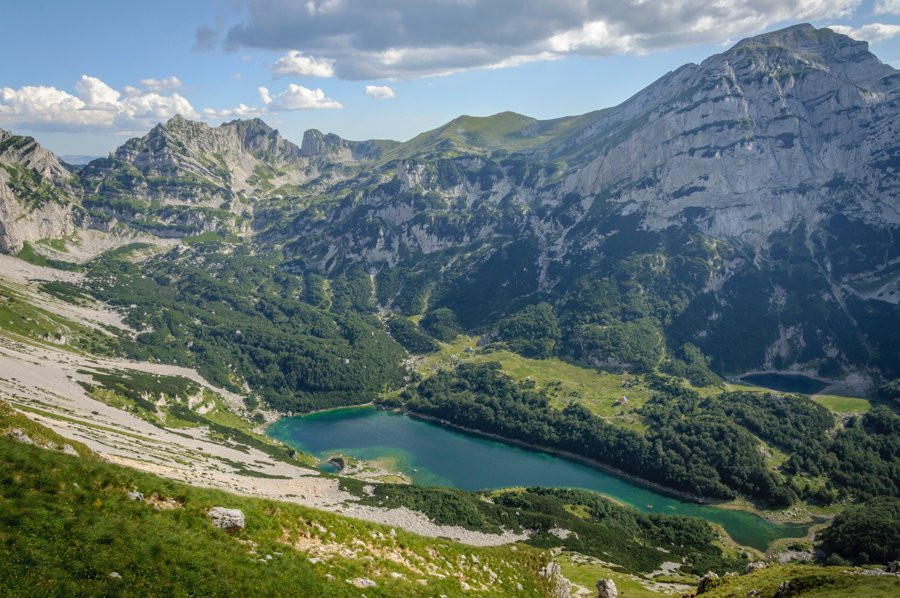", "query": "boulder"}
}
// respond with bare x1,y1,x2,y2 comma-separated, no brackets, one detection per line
697,571,720,594
61,444,79,457
6,428,33,445
539,562,571,598
744,561,768,574
348,578,377,588
596,578,617,598
774,581,791,597
126,491,144,501
208,507,245,530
